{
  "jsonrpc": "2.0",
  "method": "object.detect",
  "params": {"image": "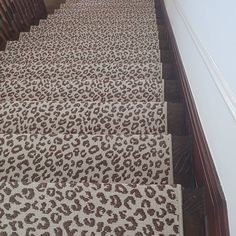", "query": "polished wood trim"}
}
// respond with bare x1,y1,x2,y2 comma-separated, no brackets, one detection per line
0,0,47,49
157,1,230,235
183,188,205,236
